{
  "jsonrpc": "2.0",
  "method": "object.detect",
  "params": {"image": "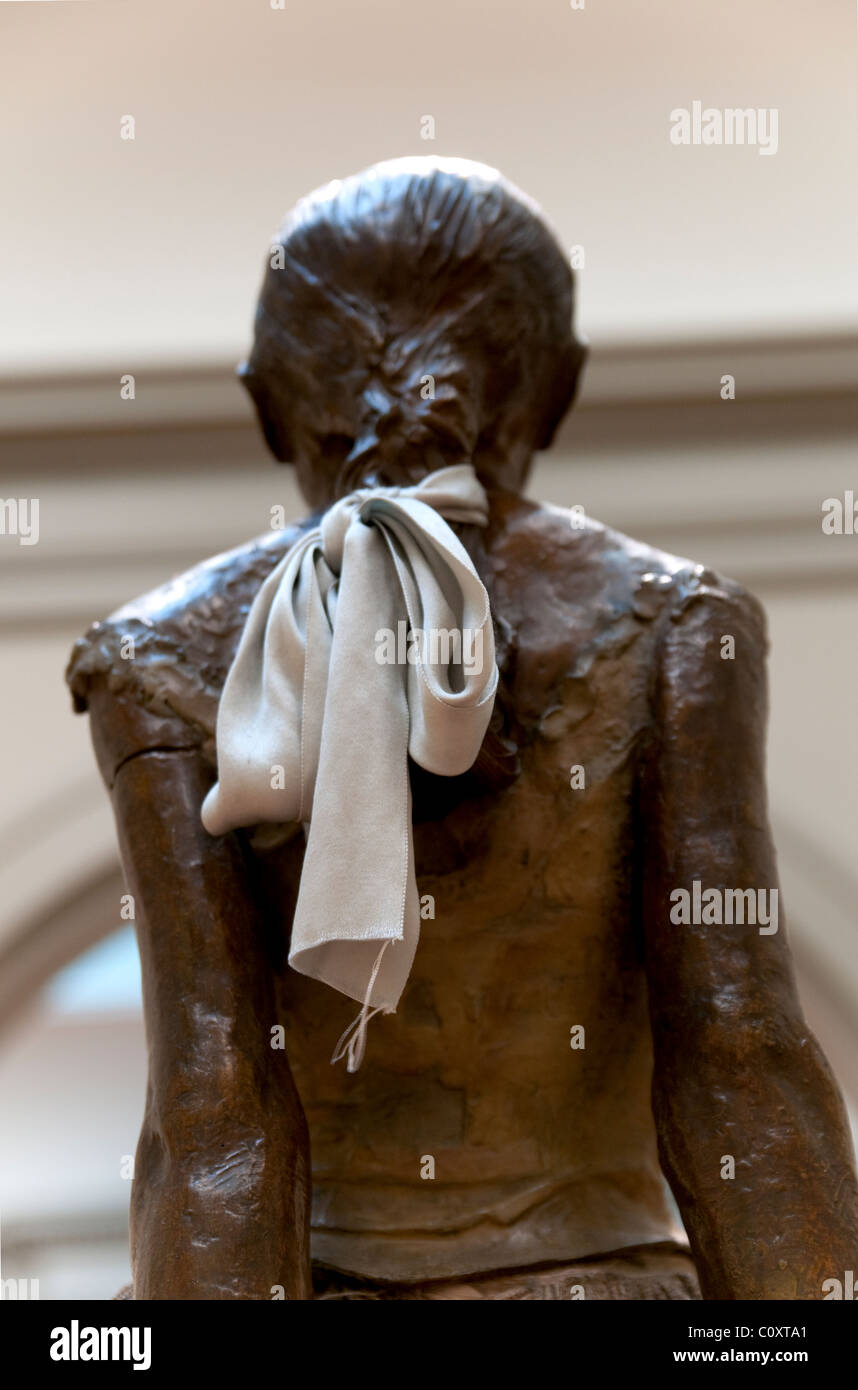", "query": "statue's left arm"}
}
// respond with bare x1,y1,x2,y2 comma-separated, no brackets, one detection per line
640,574,858,1299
